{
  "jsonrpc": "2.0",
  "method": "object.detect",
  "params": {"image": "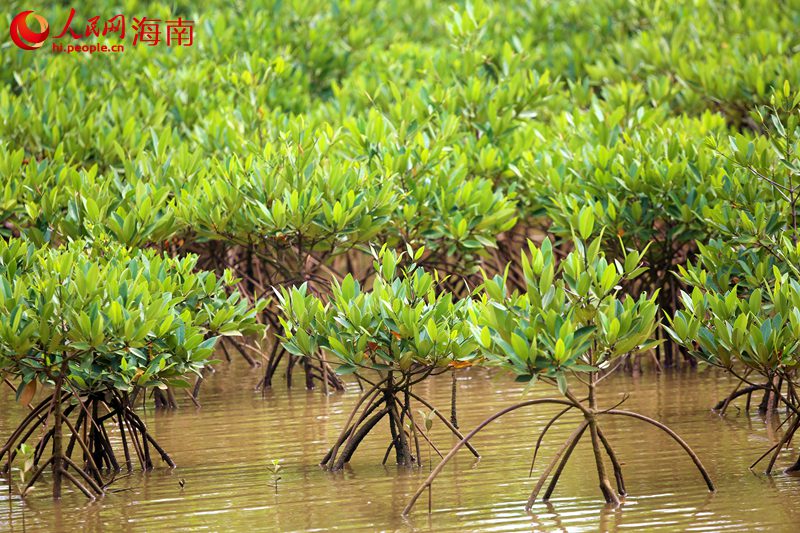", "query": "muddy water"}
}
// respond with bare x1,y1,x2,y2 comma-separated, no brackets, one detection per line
1,363,799,532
